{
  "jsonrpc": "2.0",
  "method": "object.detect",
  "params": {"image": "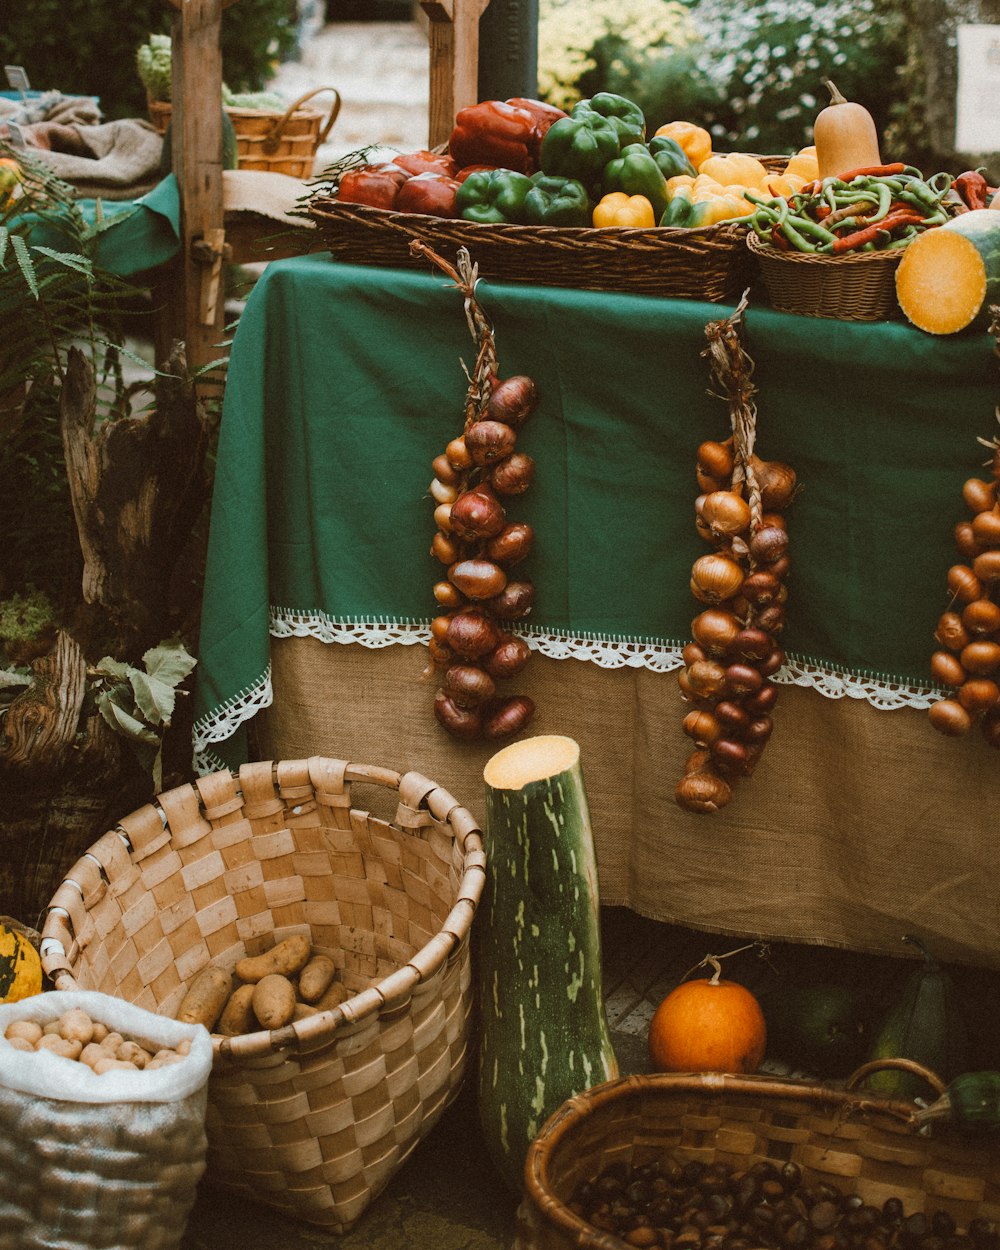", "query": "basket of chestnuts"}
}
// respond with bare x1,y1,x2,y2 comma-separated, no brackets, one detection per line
515,1061,1000,1250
